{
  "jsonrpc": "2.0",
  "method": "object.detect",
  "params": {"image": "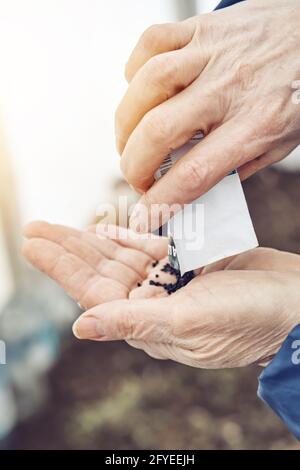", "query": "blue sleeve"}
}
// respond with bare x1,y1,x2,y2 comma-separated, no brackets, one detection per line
258,324,300,441
215,0,245,10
